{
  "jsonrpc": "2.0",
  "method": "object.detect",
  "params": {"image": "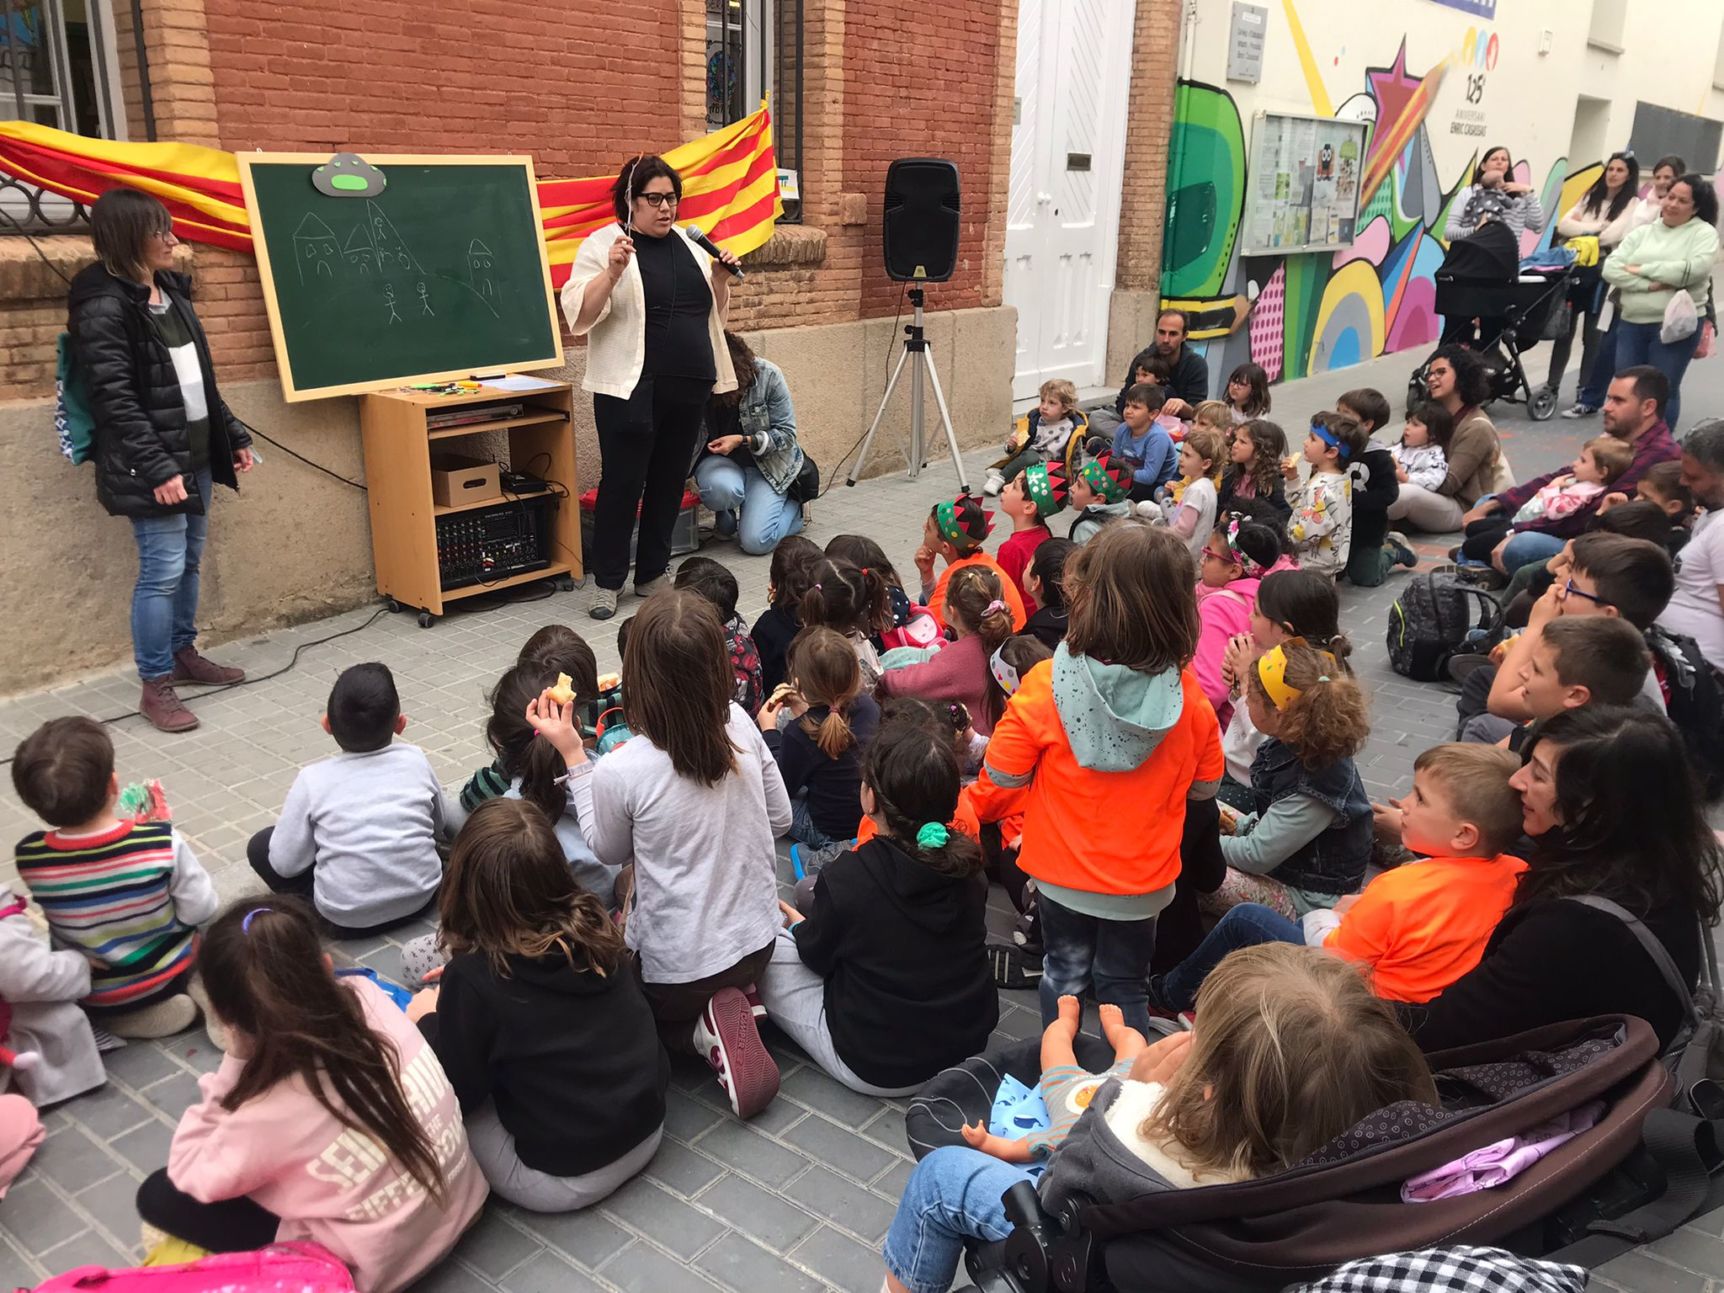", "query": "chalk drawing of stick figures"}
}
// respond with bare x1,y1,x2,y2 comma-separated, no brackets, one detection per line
384,282,402,324
416,280,435,317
